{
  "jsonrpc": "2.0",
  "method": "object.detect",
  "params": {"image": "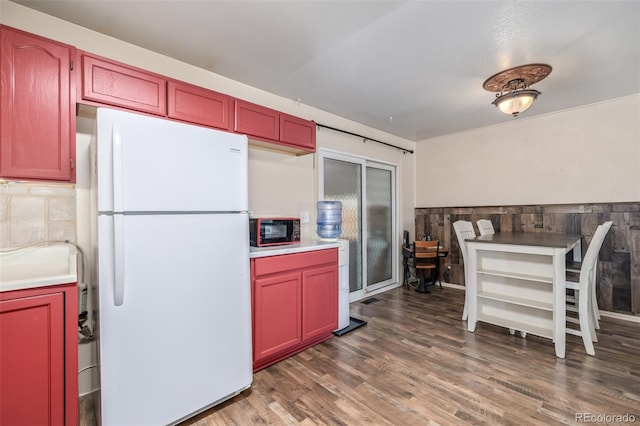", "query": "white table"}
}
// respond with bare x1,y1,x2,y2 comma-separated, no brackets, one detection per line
466,232,582,358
